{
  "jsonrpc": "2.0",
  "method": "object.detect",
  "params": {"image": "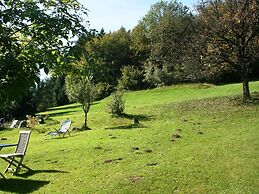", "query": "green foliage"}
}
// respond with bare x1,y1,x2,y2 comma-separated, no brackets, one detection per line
130,24,151,65
65,75,95,105
144,62,180,87
197,0,259,99
0,0,88,109
141,1,197,86
80,27,132,86
141,0,190,38
65,74,95,128
117,66,144,90
0,87,37,120
32,76,69,113
107,90,125,116
94,82,113,101
34,79,57,112
53,76,69,106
